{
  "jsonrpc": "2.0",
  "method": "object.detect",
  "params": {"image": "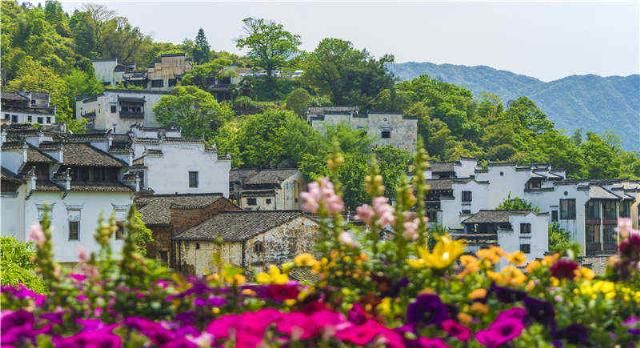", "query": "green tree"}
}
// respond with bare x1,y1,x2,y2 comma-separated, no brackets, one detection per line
192,28,211,65
0,237,45,293
285,88,312,117
302,38,394,109
505,97,554,134
153,86,234,140
496,194,540,212
236,17,301,80
549,223,581,256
